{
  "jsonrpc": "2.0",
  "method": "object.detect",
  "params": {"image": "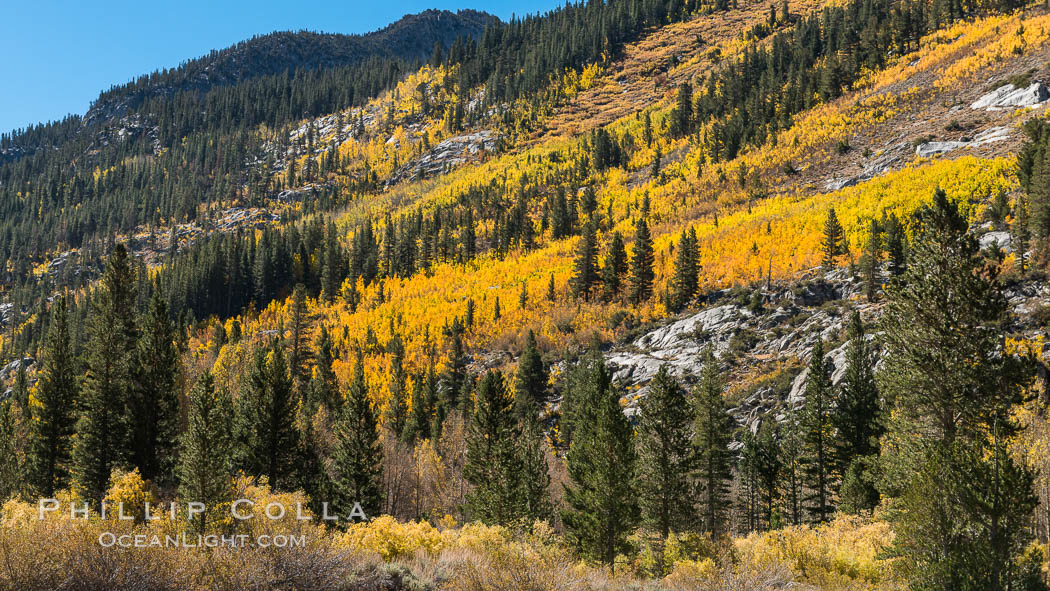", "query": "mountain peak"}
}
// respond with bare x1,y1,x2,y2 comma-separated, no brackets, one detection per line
84,9,498,125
